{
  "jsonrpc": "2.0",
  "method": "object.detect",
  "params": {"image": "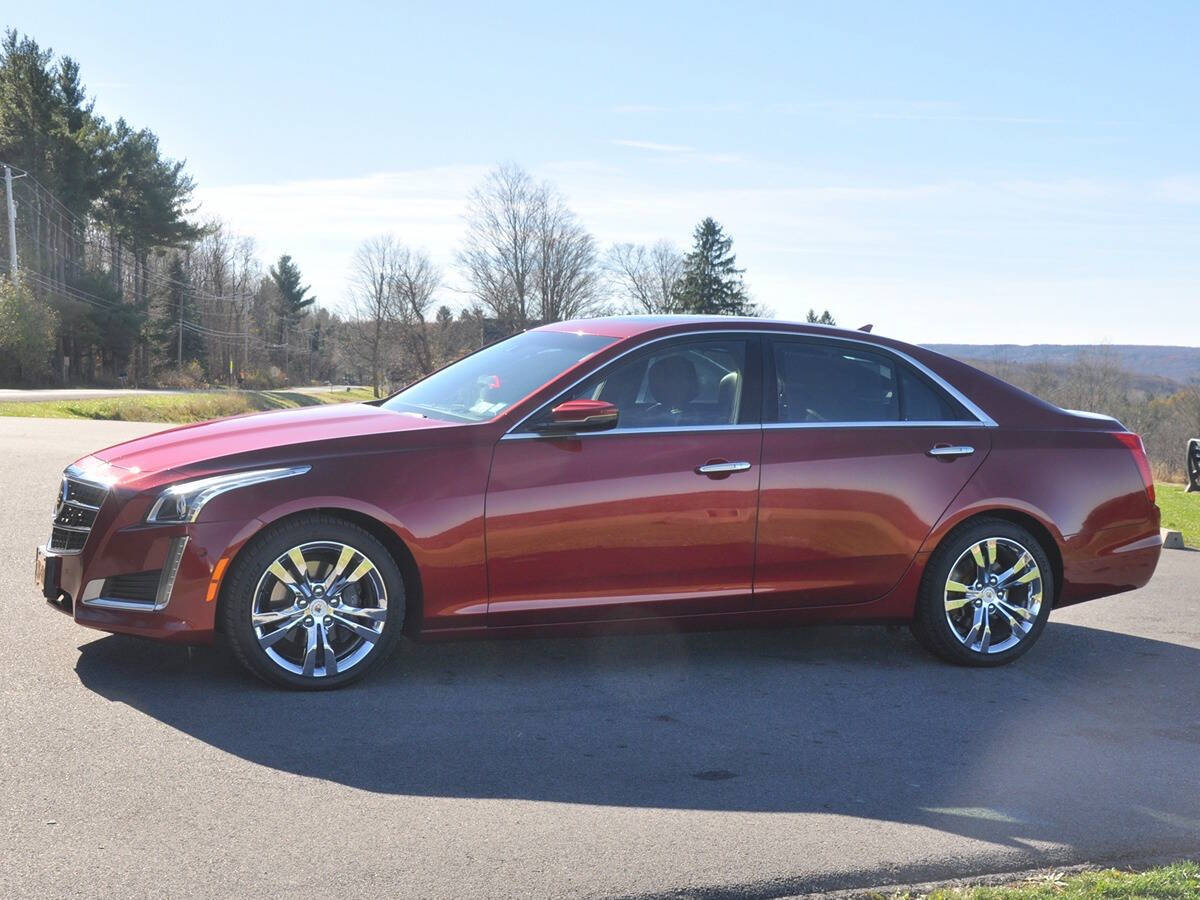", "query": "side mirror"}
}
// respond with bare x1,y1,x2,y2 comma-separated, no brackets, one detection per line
538,399,619,433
